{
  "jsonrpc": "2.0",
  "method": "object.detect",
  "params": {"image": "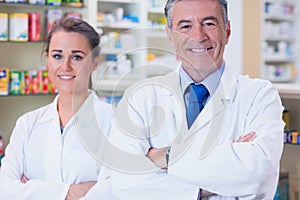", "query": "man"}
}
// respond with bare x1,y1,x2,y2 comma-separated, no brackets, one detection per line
106,0,284,199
